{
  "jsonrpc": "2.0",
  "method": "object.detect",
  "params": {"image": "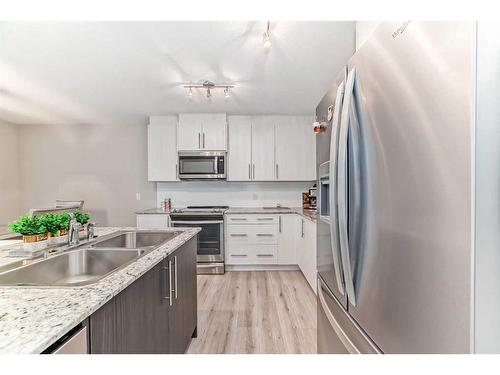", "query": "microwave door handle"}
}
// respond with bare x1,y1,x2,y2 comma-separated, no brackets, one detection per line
329,79,346,297
337,67,358,306
214,156,218,173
